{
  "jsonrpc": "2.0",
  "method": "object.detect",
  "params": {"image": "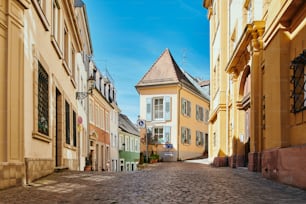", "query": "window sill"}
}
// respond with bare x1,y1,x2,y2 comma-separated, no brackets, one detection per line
51,36,63,59
64,143,77,151
32,132,51,143
62,60,71,76
70,77,76,88
32,0,50,31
